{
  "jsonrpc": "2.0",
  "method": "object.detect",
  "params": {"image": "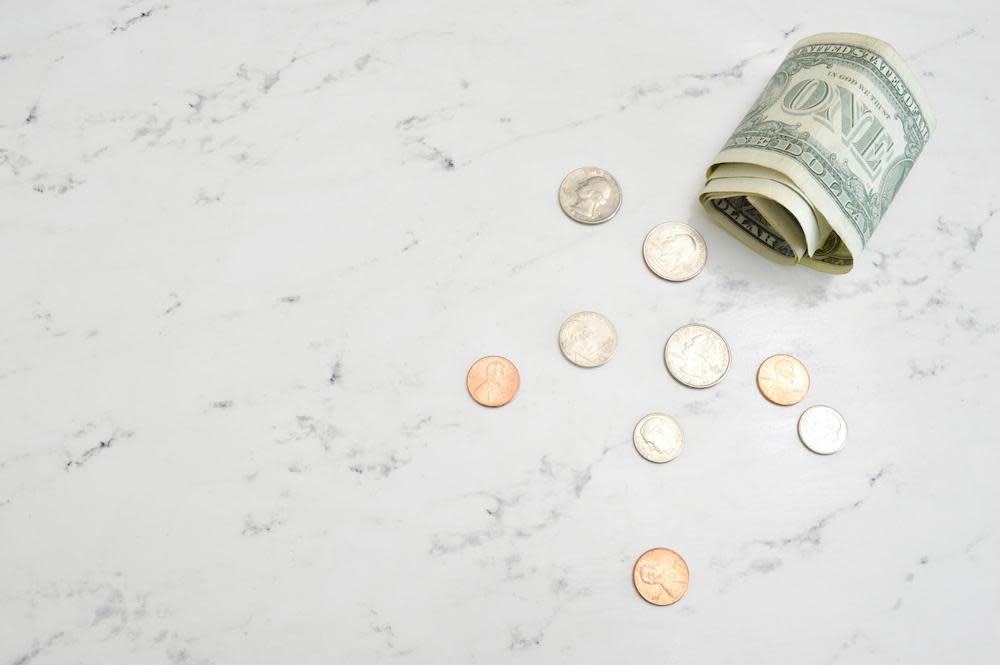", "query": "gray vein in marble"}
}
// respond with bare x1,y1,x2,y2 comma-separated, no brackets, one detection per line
689,47,780,82
8,631,64,665
508,232,601,276
472,111,610,161
276,415,339,452
909,359,945,379
242,514,282,536
781,24,801,39
696,274,752,314
508,588,587,653
328,358,343,385
717,466,892,590
194,189,223,205
827,629,876,665
366,608,415,657
400,232,420,253
509,624,545,651
163,293,182,315
31,173,83,196
111,5,166,34
907,26,980,60
348,449,408,478
396,110,459,169
65,431,134,470
0,149,31,176
429,446,617,556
